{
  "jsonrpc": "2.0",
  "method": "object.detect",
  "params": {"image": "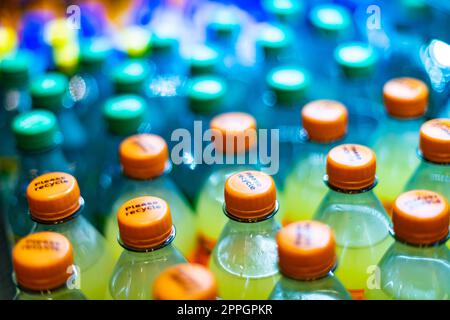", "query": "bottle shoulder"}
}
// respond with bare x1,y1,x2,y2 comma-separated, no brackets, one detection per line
212,219,280,278
377,242,450,299
314,190,391,247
